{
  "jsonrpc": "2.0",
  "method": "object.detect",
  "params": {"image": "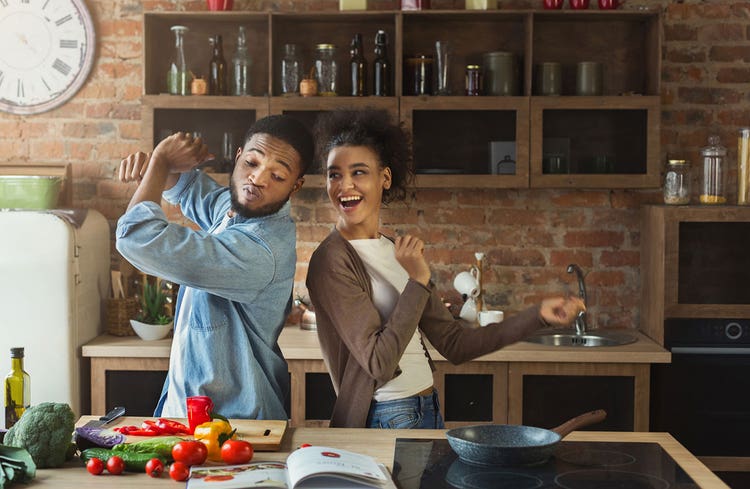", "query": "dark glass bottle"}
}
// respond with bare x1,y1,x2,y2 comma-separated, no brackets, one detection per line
373,30,390,96
209,34,227,95
4,347,30,429
350,33,366,96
